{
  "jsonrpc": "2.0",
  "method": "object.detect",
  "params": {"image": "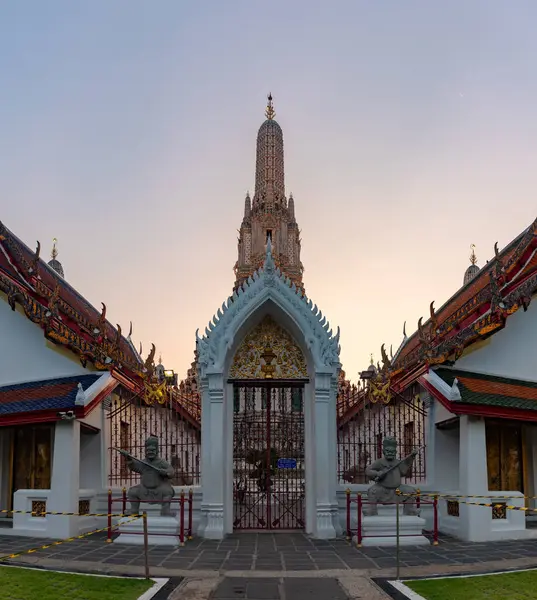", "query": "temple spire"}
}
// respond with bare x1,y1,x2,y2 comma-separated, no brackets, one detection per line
233,97,303,293
470,244,477,265
463,243,479,285
51,238,58,260
47,237,65,278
